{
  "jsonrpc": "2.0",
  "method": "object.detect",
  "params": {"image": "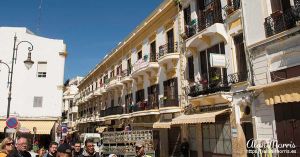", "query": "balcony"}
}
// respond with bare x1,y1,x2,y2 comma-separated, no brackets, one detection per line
198,0,223,32
158,42,179,65
222,0,241,17
264,5,300,37
120,69,132,84
127,101,159,113
132,55,159,77
188,74,230,97
69,106,78,114
161,98,179,108
106,76,123,90
228,71,248,84
103,106,123,117
187,74,232,106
